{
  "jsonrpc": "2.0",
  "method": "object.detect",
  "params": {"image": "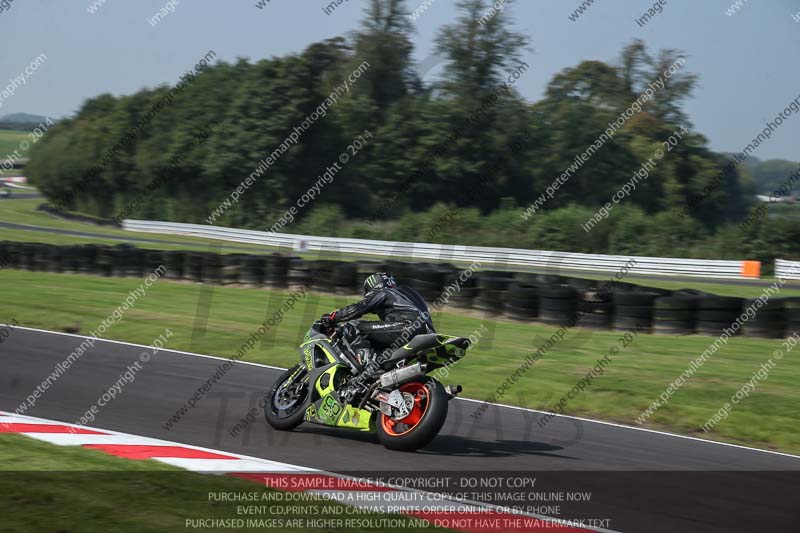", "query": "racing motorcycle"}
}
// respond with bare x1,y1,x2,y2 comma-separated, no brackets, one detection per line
265,320,470,451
